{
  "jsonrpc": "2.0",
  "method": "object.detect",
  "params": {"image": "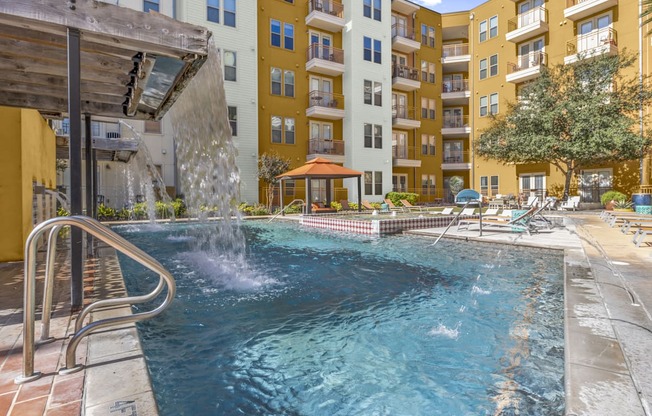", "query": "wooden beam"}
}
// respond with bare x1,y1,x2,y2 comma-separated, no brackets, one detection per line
0,0,211,59
0,71,130,97
2,80,128,105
